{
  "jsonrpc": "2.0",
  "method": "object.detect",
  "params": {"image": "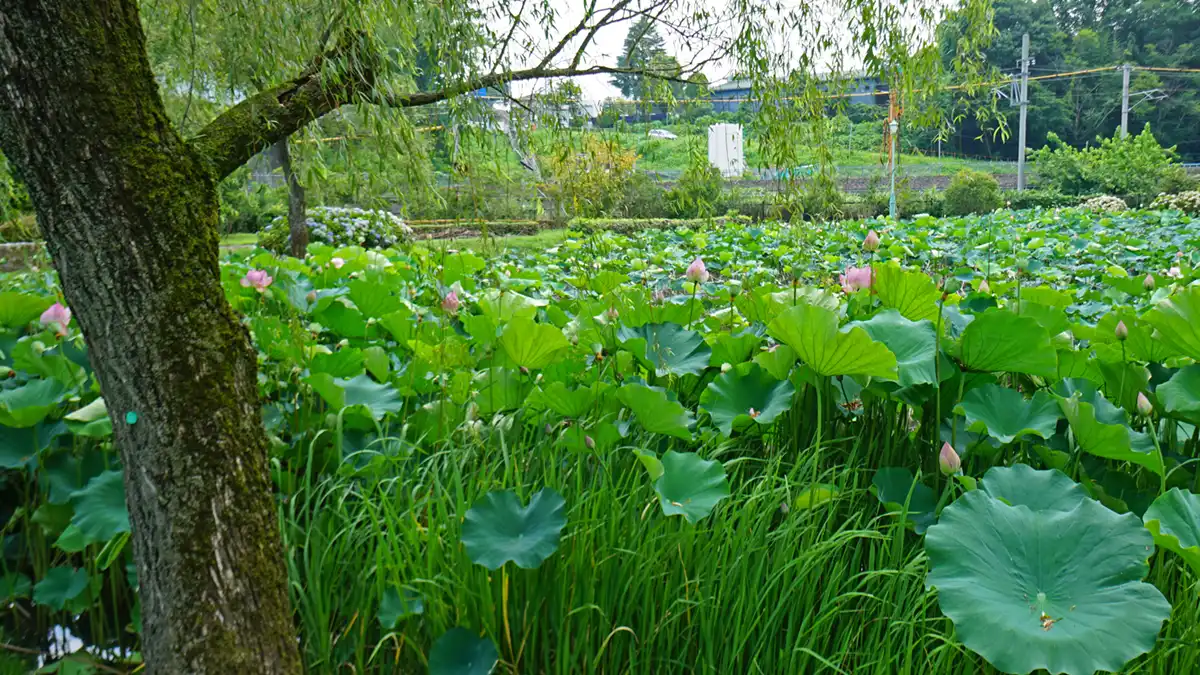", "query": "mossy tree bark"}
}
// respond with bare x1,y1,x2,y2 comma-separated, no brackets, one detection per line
270,138,309,257
0,1,691,671
0,2,299,672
